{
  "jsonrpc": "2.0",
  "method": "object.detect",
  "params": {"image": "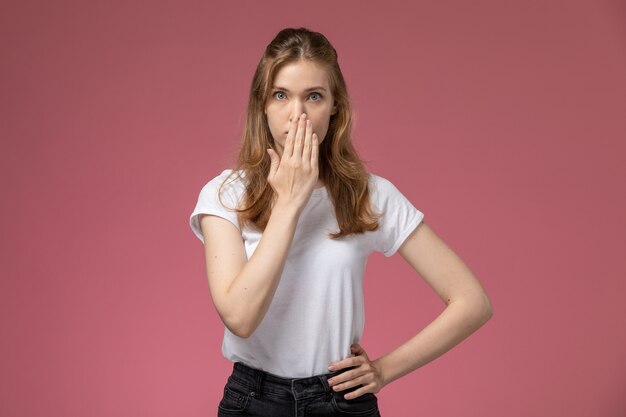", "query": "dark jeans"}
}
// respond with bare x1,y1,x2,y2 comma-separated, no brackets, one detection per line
217,361,382,416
